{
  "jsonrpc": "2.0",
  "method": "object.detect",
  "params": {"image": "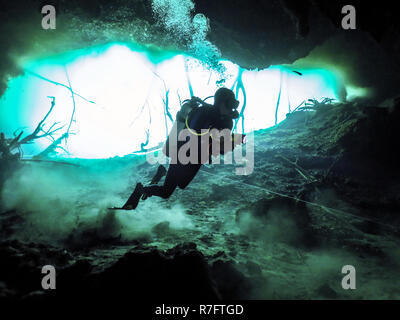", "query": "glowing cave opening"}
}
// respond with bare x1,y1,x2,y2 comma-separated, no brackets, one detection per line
1,43,346,159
